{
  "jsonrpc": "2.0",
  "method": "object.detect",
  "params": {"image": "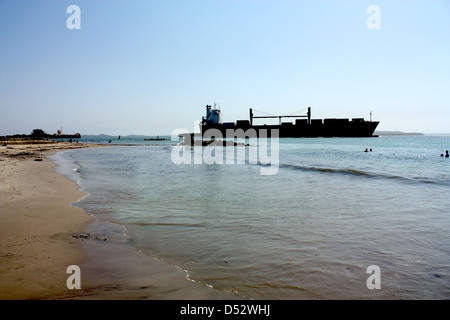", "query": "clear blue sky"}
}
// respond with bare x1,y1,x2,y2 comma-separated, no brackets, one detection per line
1,0,449,135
